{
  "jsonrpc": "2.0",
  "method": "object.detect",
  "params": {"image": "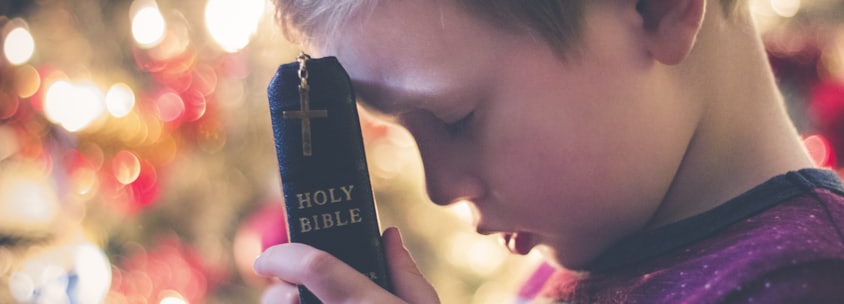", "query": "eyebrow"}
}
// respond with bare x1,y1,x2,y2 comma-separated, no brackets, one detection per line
351,79,413,119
